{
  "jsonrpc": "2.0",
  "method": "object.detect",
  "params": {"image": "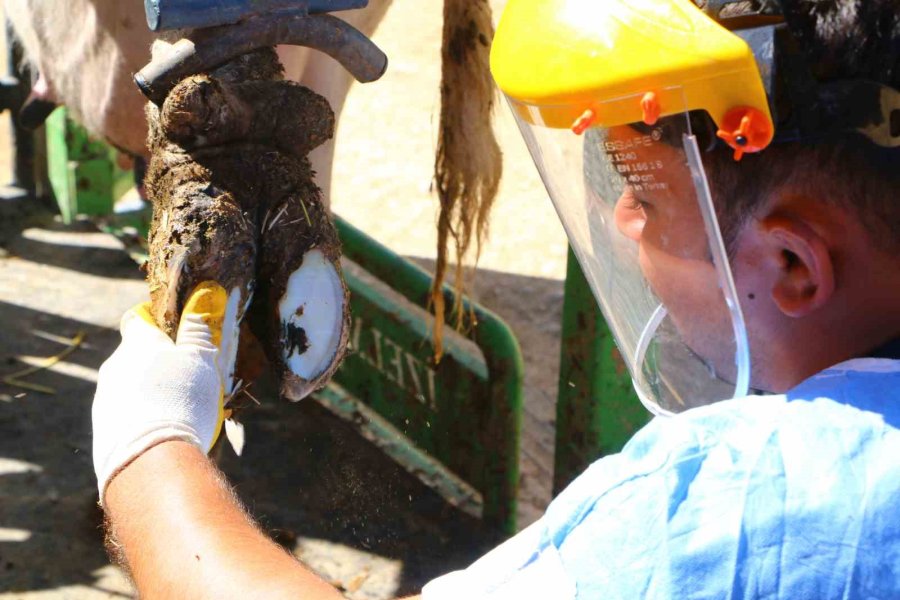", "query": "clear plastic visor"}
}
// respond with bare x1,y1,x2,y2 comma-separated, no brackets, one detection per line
509,94,750,415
